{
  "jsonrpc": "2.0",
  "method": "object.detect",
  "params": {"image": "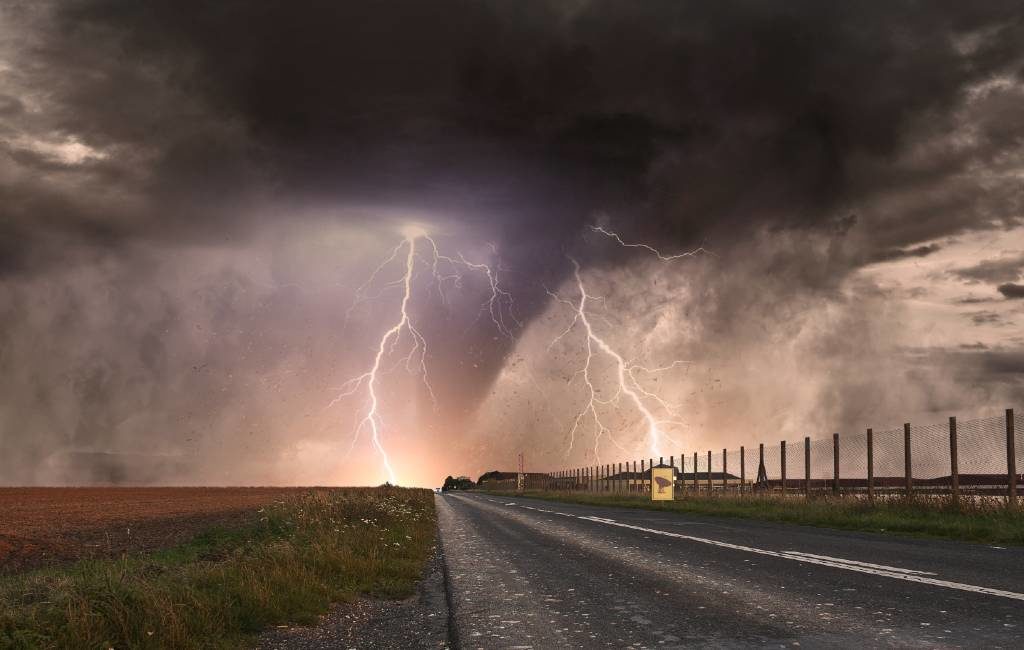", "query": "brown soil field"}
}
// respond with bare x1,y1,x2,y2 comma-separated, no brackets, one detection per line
0,487,315,573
